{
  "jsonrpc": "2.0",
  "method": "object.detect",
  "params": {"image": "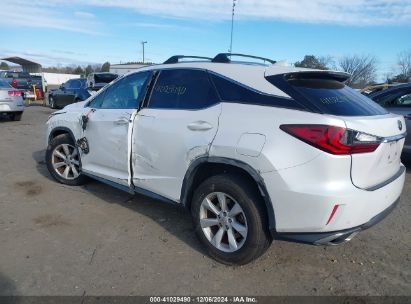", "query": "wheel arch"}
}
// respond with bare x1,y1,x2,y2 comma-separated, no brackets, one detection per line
48,127,76,144
180,156,276,231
